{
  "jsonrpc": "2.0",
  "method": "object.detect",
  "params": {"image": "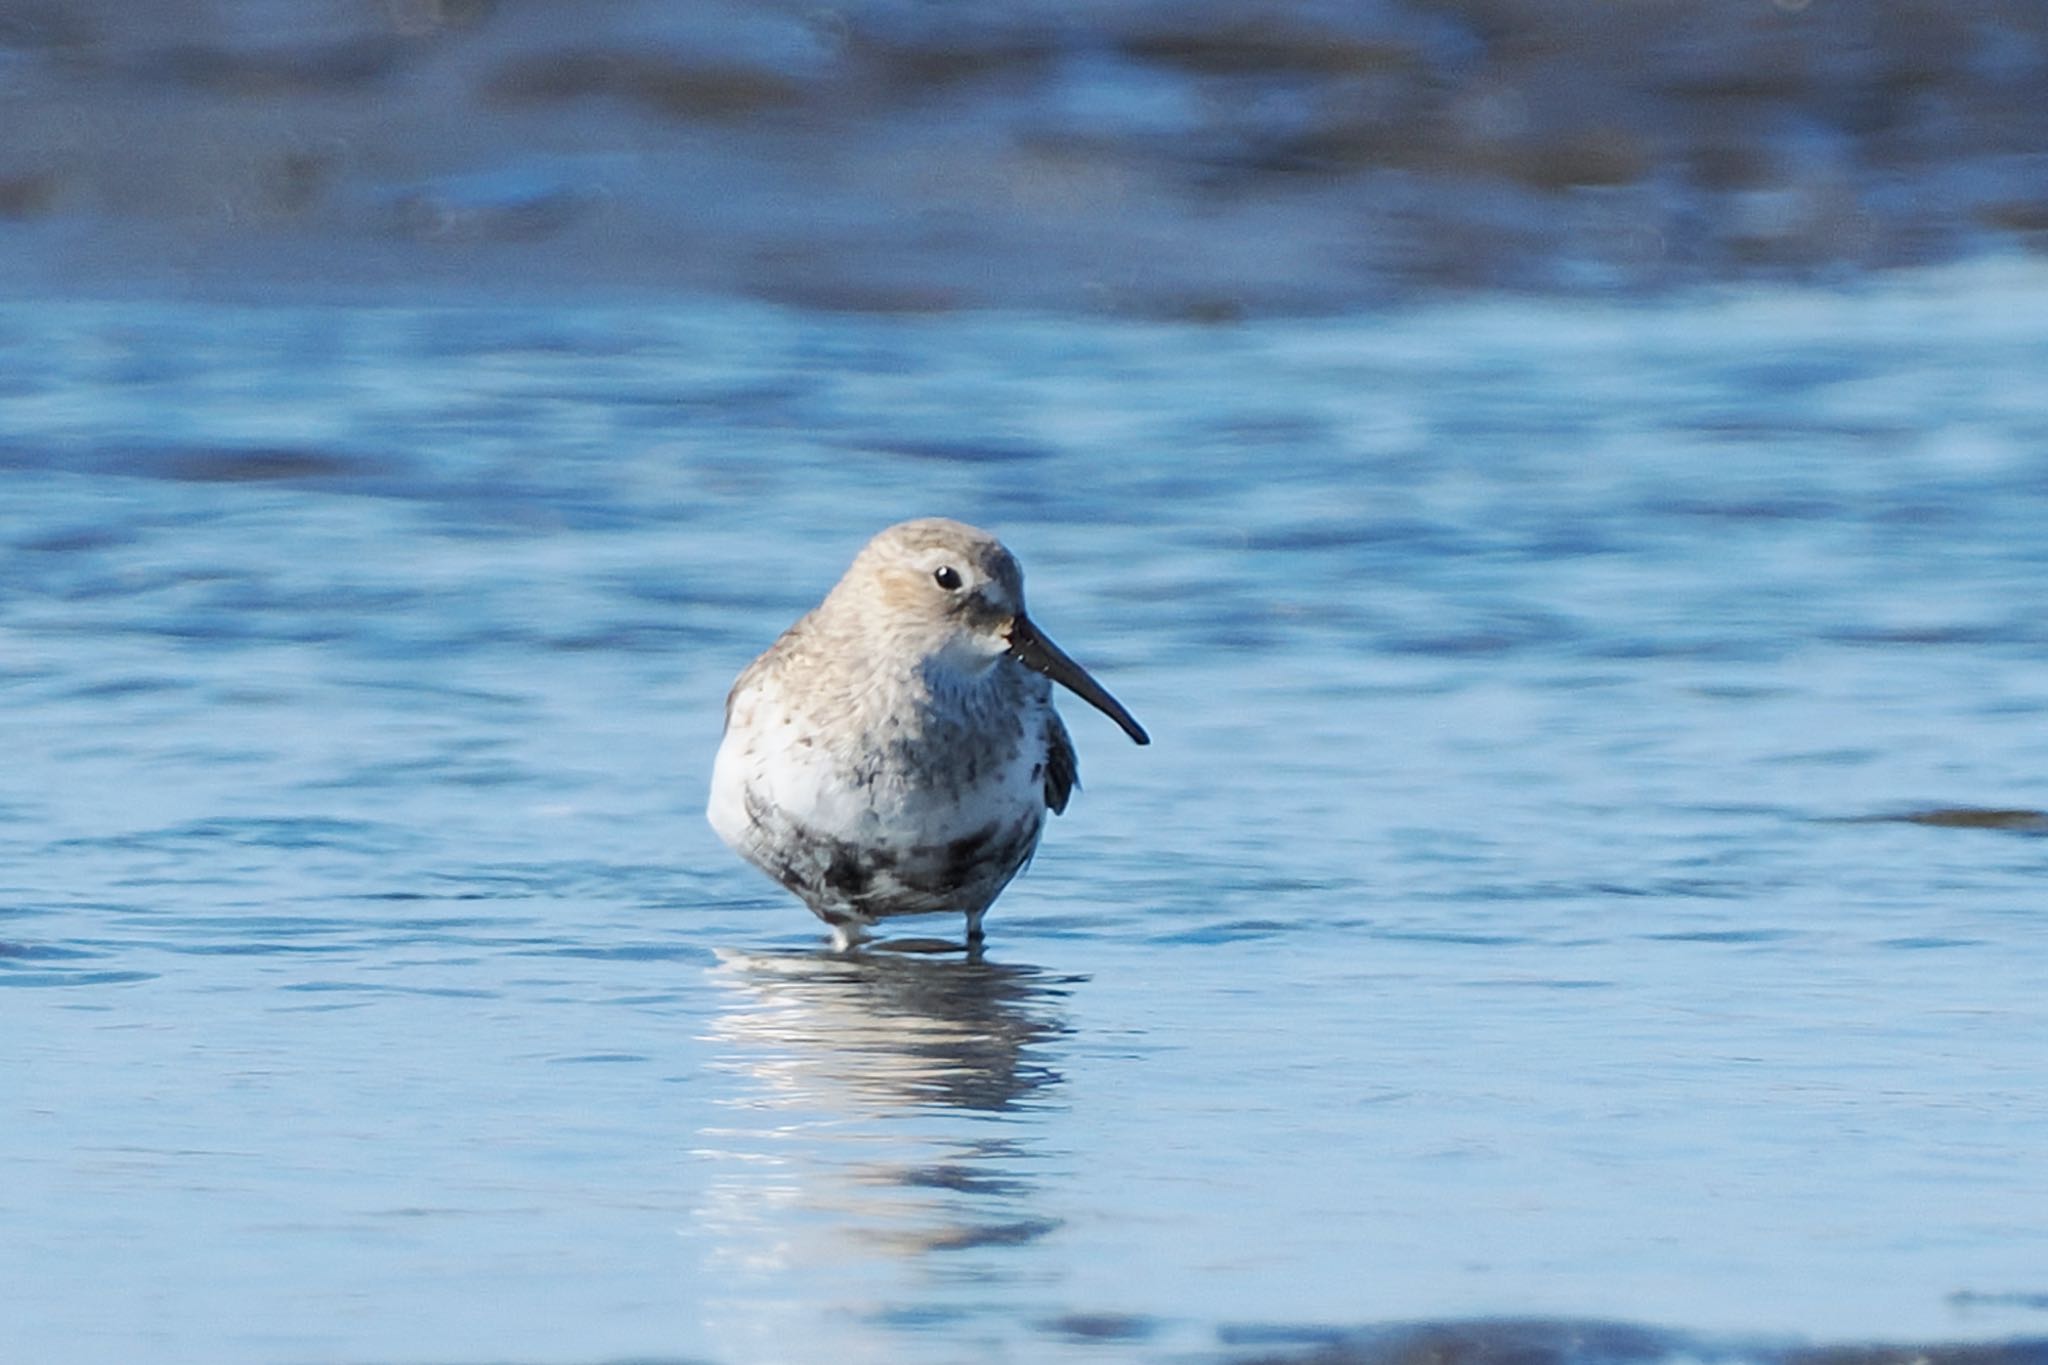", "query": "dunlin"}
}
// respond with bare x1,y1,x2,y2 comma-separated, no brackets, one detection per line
709,518,1148,951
